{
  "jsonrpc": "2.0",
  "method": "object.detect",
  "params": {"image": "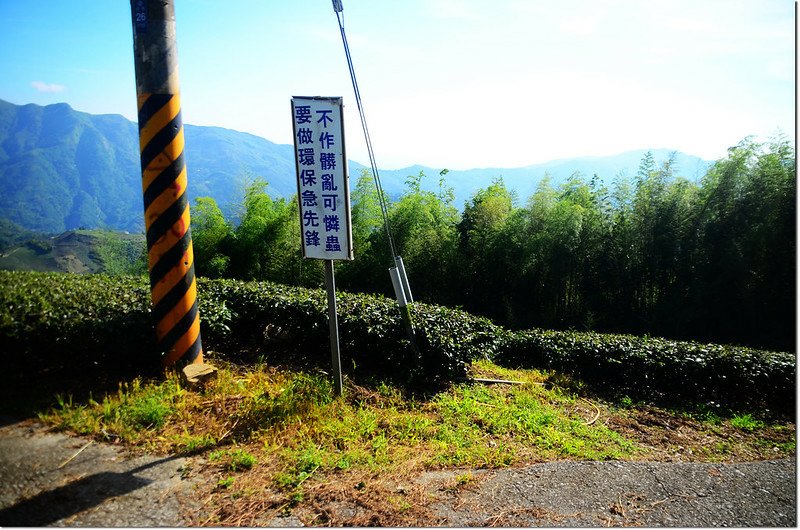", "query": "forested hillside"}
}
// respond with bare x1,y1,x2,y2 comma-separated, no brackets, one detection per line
190,138,795,352
0,99,293,232
0,99,708,233
0,223,146,275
